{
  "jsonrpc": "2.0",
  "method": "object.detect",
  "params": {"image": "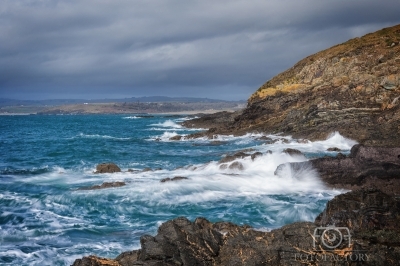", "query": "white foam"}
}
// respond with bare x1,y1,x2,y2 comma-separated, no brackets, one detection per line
150,120,183,129
75,133,131,140
122,116,141,119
